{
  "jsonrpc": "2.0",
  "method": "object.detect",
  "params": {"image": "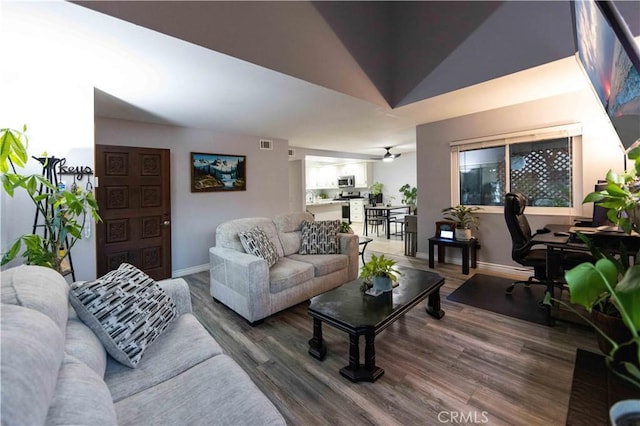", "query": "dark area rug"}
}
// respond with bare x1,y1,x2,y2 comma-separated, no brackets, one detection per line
566,349,640,425
446,273,548,325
